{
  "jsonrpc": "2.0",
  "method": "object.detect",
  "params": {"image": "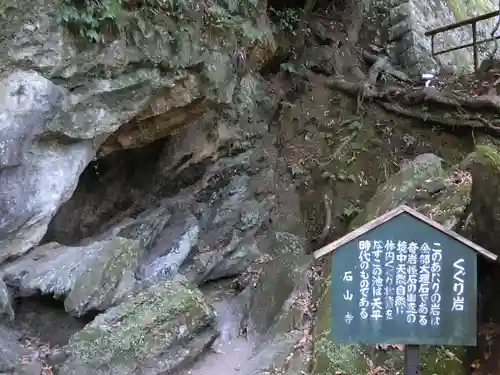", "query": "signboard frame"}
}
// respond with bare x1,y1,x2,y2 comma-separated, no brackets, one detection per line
313,205,497,374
